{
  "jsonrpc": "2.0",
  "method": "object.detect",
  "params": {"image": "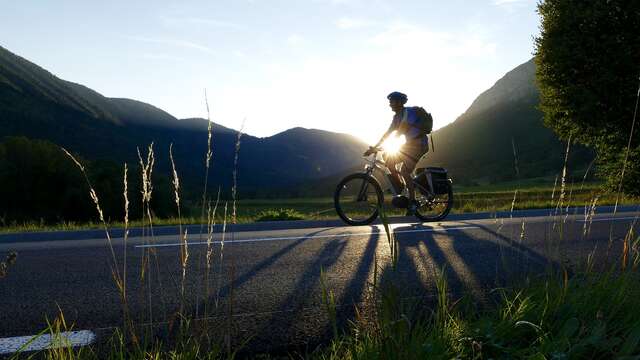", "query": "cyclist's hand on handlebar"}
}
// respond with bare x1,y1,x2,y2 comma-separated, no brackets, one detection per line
363,146,381,156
